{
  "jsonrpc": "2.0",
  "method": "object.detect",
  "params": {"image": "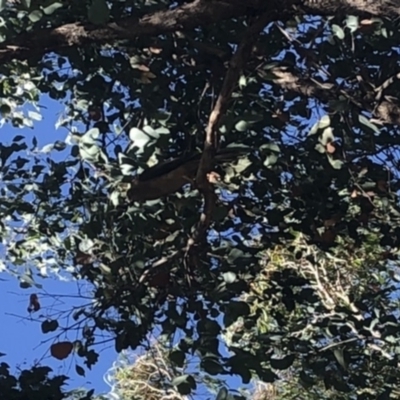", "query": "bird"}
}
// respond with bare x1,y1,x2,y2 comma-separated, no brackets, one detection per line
127,147,248,201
